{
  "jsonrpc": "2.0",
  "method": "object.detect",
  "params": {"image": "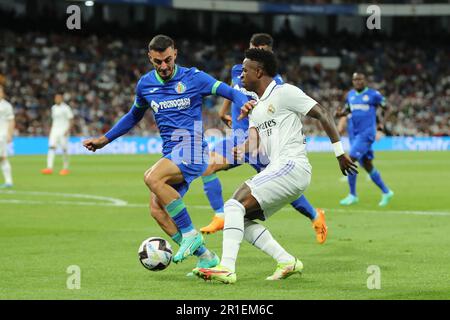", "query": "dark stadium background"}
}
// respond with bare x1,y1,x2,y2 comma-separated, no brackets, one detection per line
0,0,448,141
